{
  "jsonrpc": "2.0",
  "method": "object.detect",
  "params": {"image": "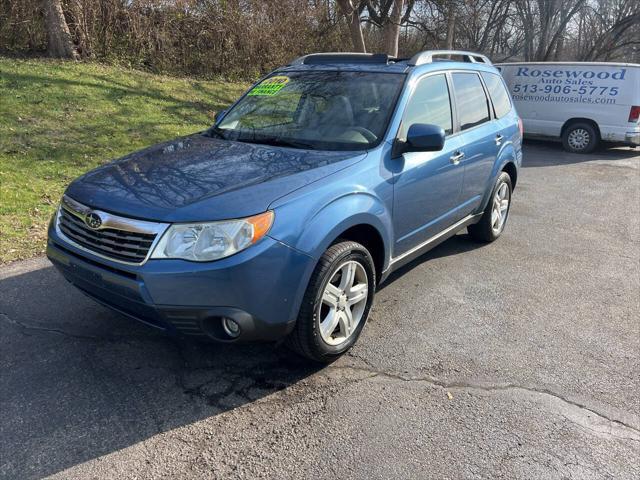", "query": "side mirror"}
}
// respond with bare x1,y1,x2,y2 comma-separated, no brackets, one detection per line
400,123,446,154
214,109,228,123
